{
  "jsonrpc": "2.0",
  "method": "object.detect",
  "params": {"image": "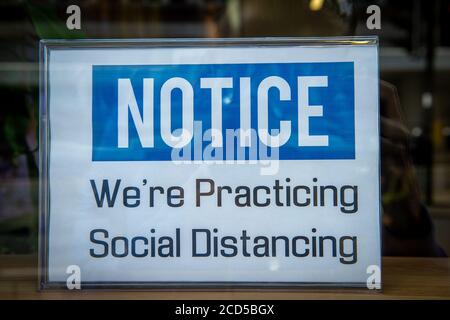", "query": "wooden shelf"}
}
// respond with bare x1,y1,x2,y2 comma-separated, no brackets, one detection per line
0,255,448,299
